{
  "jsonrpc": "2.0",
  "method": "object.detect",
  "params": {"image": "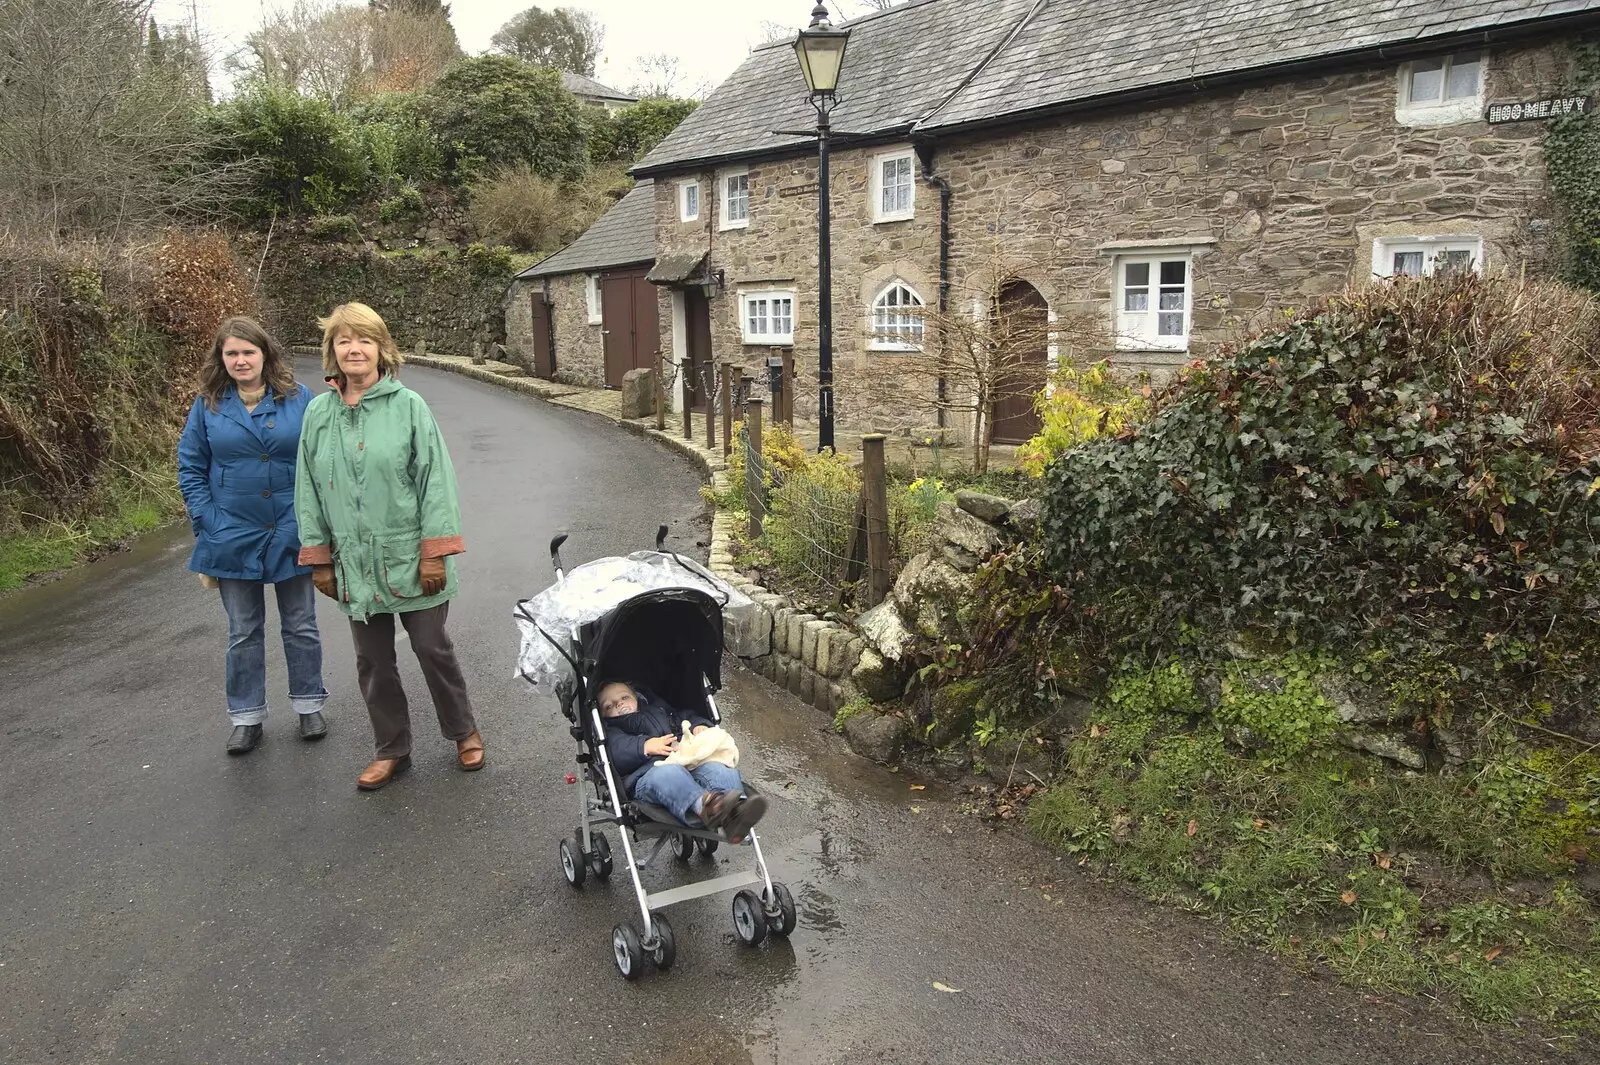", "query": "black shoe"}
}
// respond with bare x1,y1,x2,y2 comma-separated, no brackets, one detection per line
722,794,768,845
226,724,263,755
299,711,328,740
